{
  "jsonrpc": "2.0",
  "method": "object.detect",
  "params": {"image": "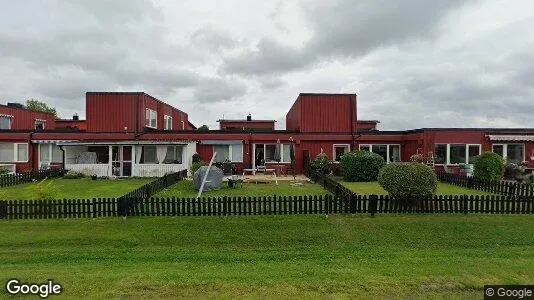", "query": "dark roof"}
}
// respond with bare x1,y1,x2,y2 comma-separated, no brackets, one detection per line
56,119,86,122
217,119,277,123
299,93,357,96
357,120,380,123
